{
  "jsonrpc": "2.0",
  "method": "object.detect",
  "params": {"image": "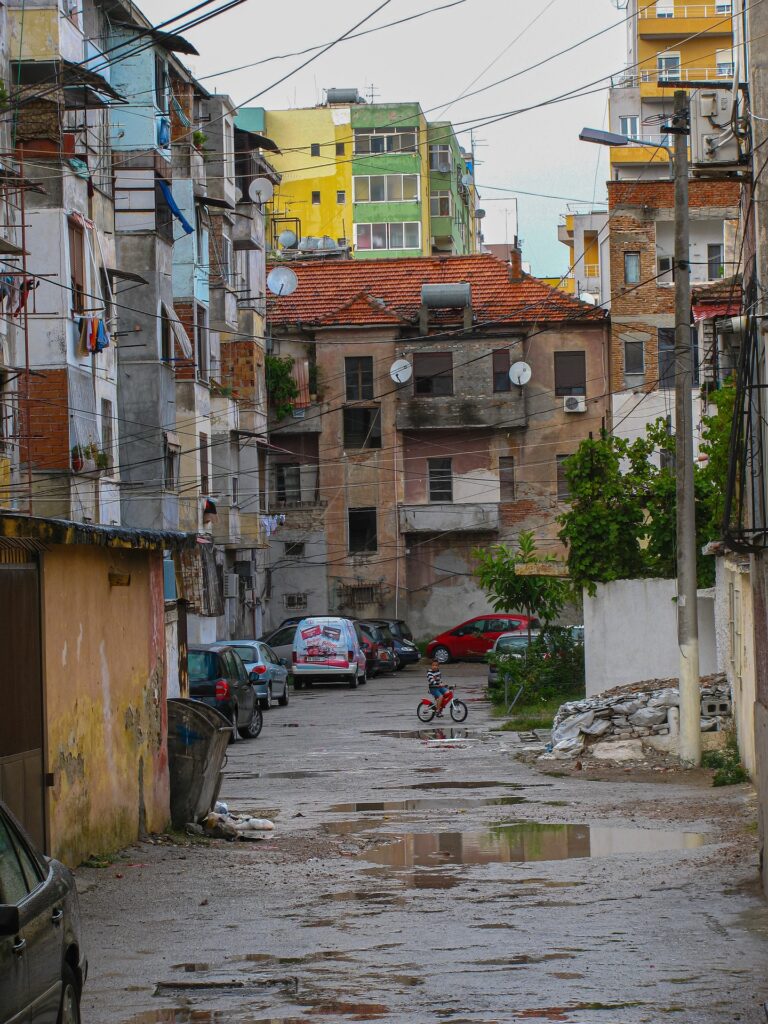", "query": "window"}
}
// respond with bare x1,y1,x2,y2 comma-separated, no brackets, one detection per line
336,142,345,156
284,592,308,610
161,313,173,361
716,0,732,12
164,434,179,489
354,222,420,251
624,251,641,284
354,127,418,154
0,815,33,904
707,243,724,280
285,541,305,558
275,463,301,504
310,143,320,157
556,455,571,502
619,115,639,138
493,349,511,392
353,174,419,203
428,458,453,502
624,338,645,376
499,456,515,501
716,48,734,78
430,190,451,217
348,507,377,553
337,190,346,205
196,304,208,380
554,351,586,396
232,476,238,505
414,352,453,396
345,356,374,400
658,328,699,388
220,235,232,285
343,407,382,449
429,144,451,171
656,0,673,16
311,190,321,205
658,255,674,285
657,53,681,81
68,217,86,314
101,398,114,472
199,433,210,494
154,55,168,111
